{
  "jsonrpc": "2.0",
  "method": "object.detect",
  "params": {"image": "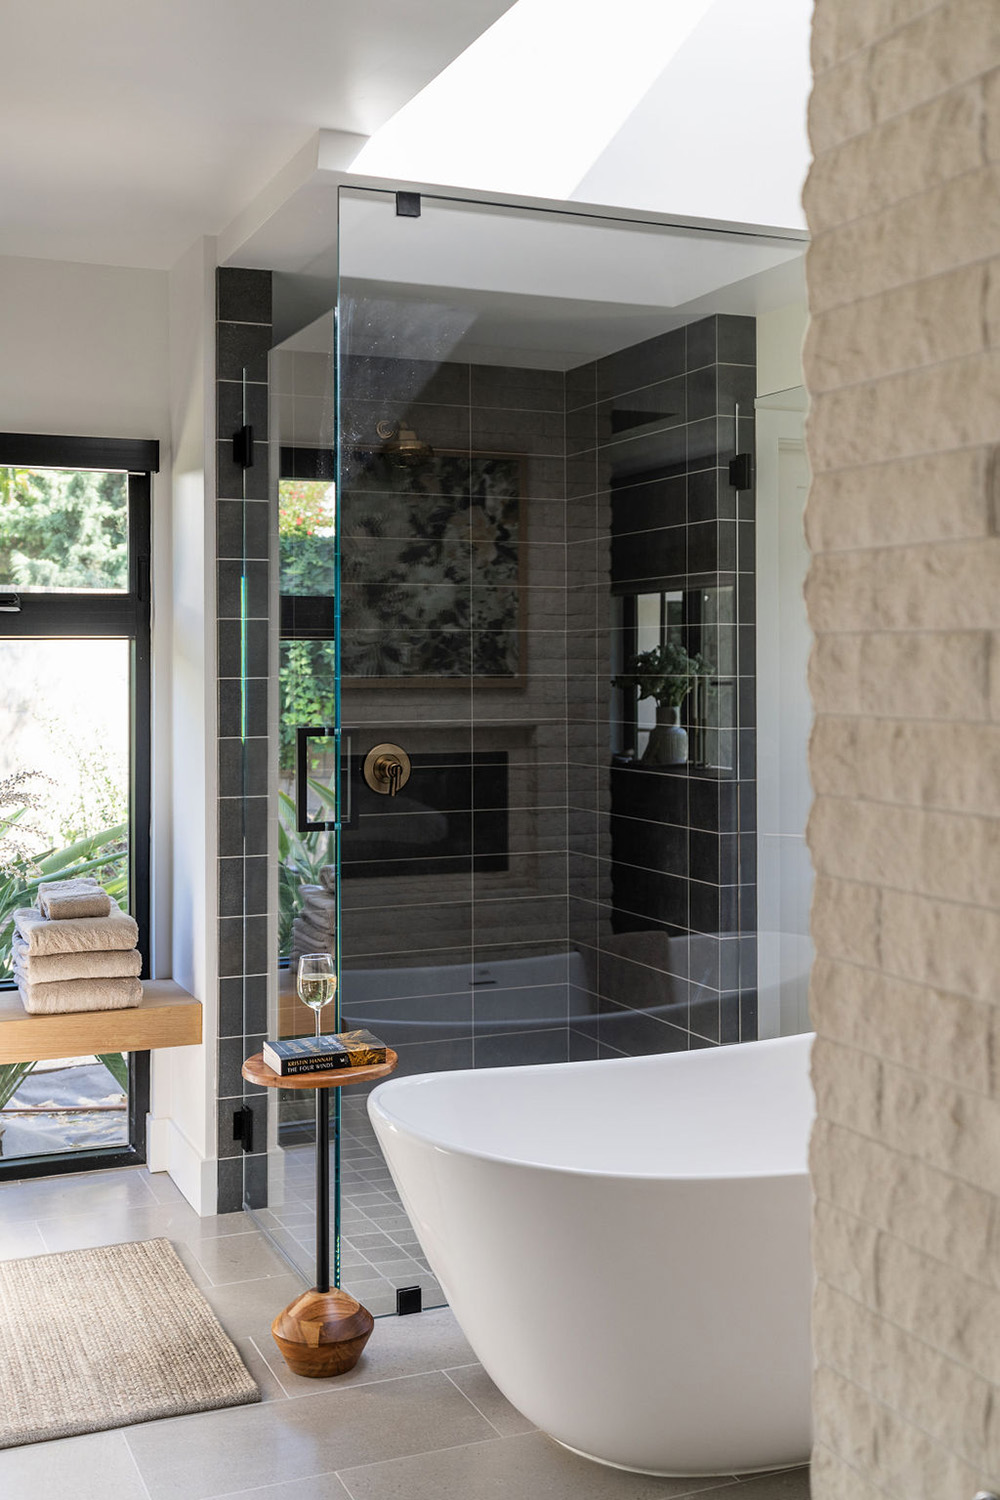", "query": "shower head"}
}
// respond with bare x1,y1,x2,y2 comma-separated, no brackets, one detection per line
377,419,434,467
